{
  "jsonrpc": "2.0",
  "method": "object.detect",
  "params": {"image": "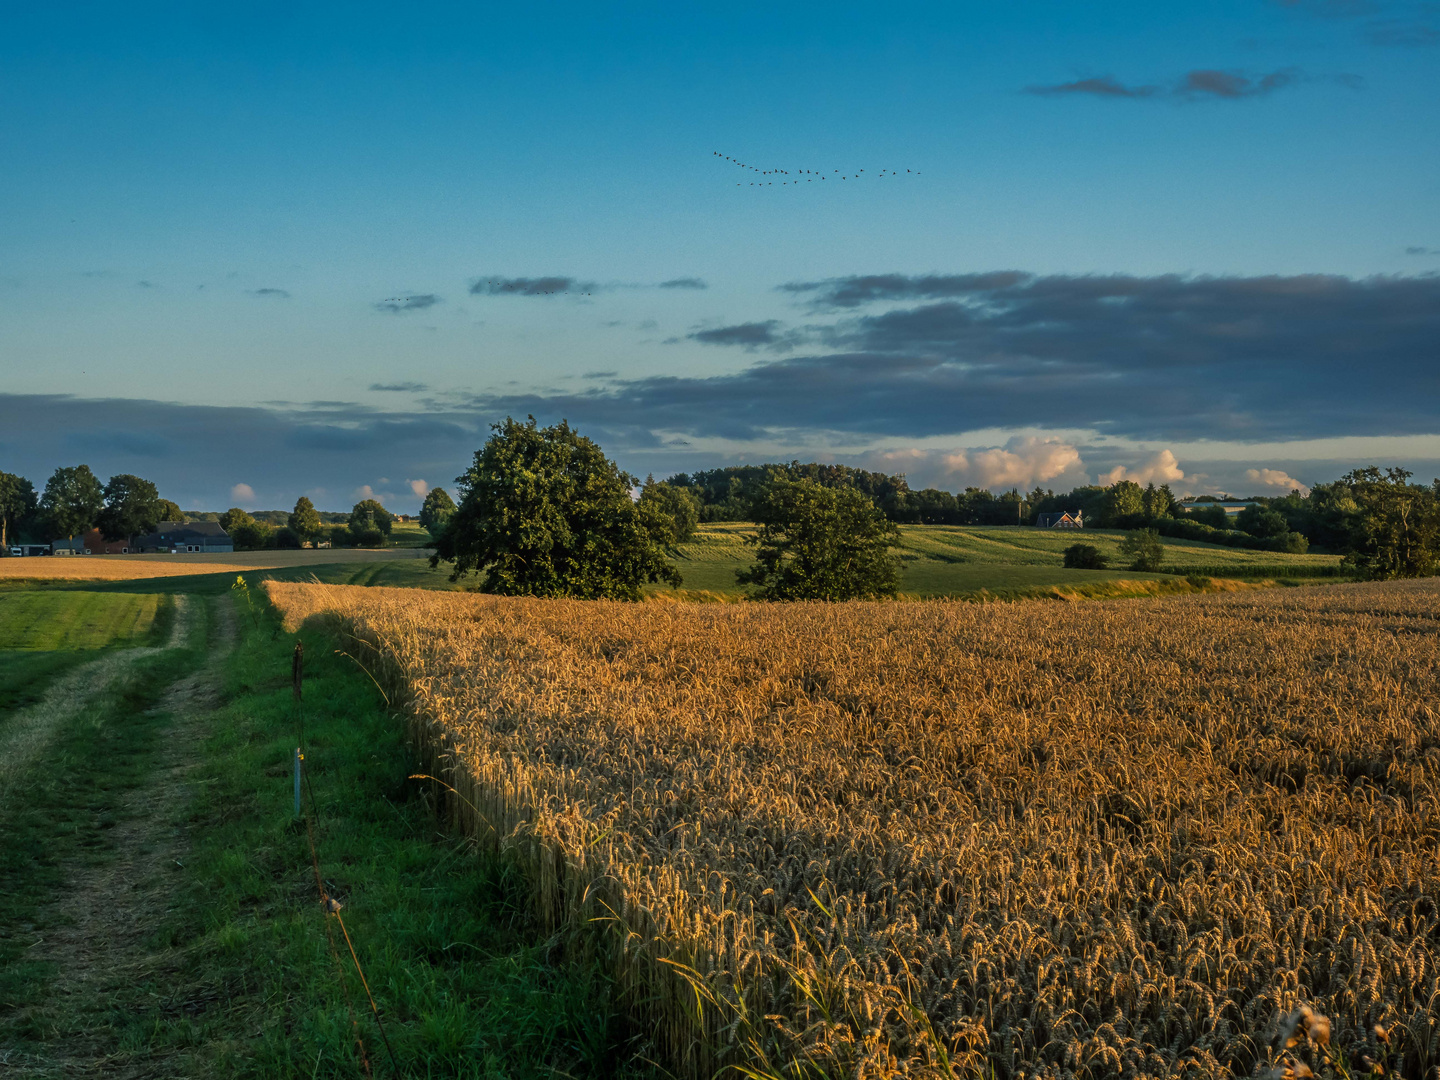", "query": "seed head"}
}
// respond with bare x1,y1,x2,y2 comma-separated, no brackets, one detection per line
1373,1024,1390,1045
1306,1014,1331,1046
